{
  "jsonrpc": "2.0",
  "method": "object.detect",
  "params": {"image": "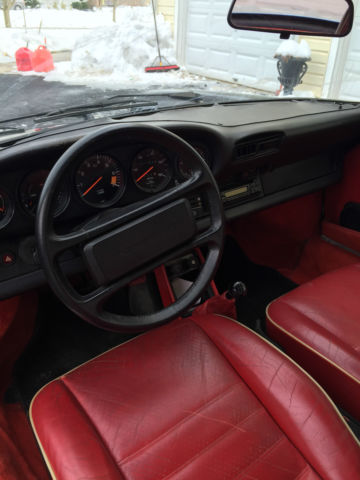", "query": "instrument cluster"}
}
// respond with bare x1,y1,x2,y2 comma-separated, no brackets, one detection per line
0,143,211,230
